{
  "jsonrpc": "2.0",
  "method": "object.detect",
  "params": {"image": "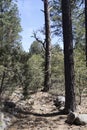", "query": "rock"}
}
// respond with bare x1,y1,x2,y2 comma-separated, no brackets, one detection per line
53,96,65,110
66,111,87,125
0,112,11,130
0,113,6,130
75,114,87,125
